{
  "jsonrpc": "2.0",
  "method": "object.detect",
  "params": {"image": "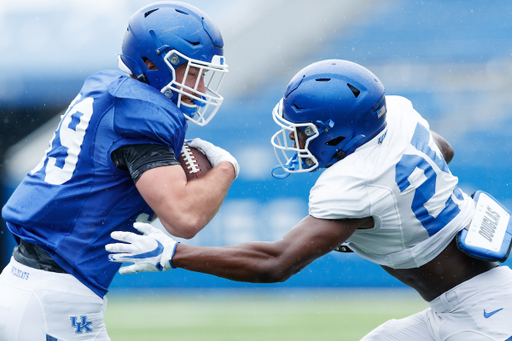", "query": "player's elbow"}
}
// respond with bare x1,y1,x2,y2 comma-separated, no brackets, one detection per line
256,261,296,283
172,228,198,240
261,271,292,283
445,148,454,164
432,131,454,164
160,216,205,239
